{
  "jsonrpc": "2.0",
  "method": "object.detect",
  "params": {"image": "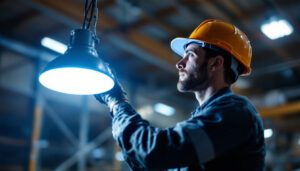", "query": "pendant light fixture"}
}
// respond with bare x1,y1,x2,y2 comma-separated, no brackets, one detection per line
39,0,115,95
